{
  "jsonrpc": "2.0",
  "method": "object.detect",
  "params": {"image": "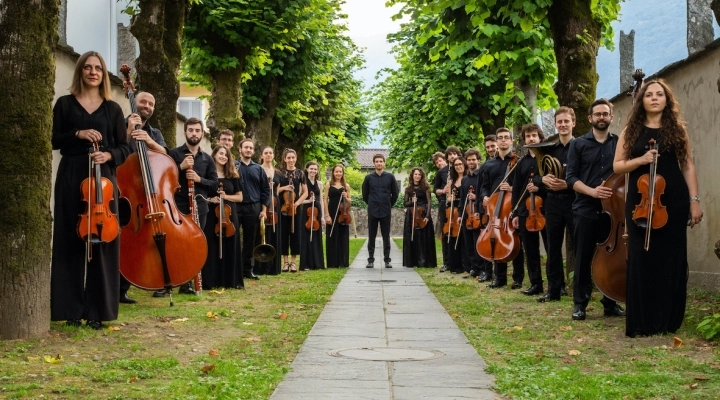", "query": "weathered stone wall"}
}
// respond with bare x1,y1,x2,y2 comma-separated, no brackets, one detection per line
610,40,720,292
